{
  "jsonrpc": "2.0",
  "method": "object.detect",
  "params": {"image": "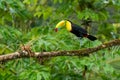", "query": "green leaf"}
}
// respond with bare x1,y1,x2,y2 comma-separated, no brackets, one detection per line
37,72,42,80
